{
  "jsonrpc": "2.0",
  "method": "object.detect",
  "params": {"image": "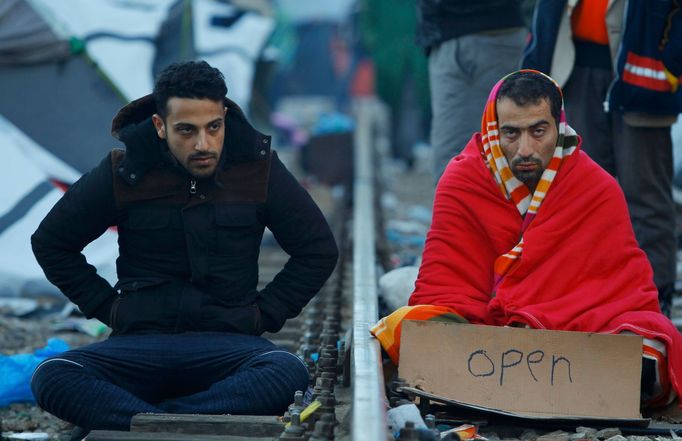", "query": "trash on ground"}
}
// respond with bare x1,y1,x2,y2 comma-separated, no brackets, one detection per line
380,266,419,313
387,219,428,237
0,339,69,407
2,432,49,441
0,299,39,317
406,204,432,223
382,193,399,211
386,229,426,247
310,112,354,135
1,432,49,440
440,424,481,440
50,318,108,338
387,402,427,438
